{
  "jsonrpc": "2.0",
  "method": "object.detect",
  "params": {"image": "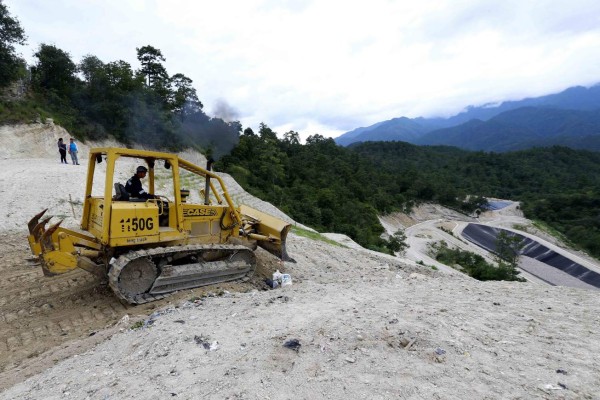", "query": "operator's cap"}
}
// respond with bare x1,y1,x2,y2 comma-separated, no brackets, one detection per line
136,165,148,173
